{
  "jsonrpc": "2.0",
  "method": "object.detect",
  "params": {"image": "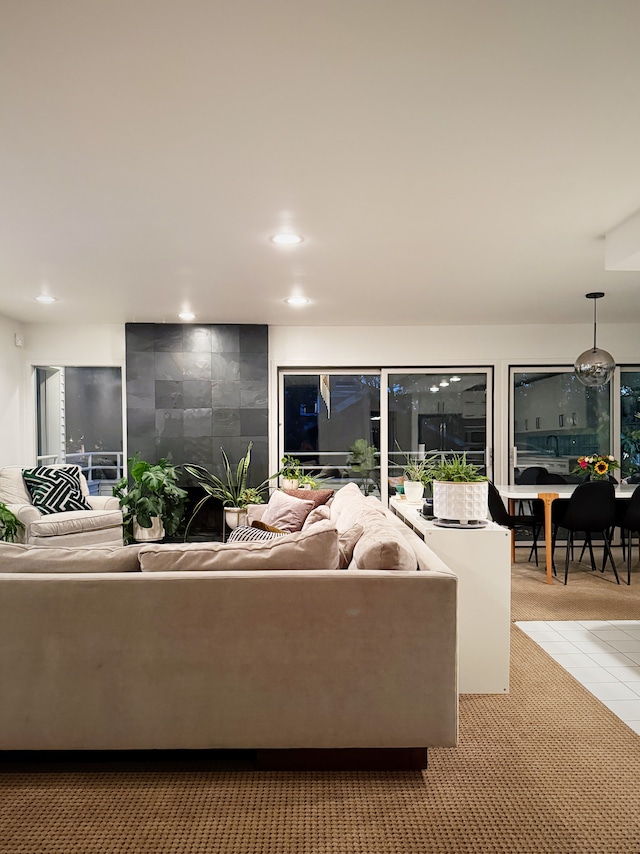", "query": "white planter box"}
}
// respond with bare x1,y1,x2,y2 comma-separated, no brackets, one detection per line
432,480,488,524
